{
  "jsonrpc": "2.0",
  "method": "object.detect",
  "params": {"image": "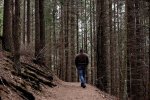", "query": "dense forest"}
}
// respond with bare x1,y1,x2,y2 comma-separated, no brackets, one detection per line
0,0,149,100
